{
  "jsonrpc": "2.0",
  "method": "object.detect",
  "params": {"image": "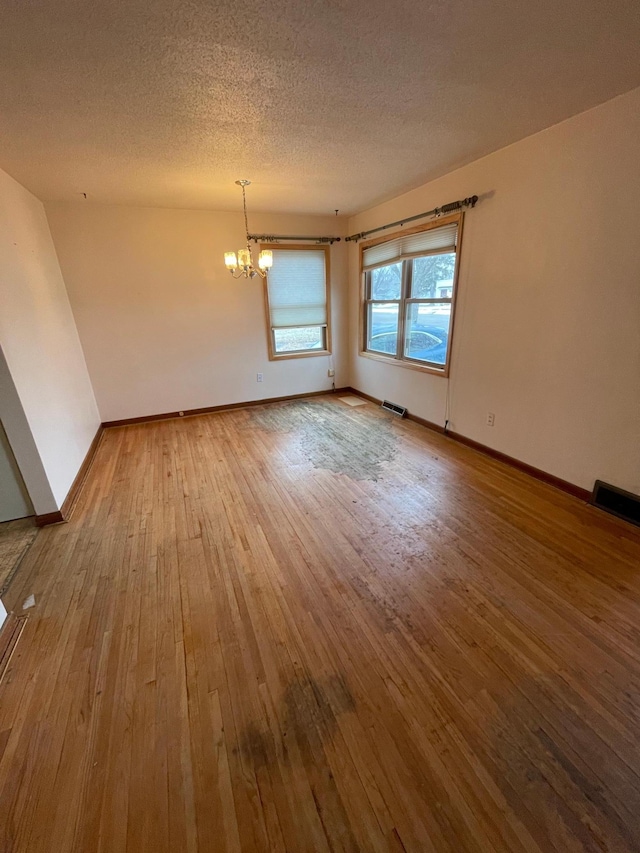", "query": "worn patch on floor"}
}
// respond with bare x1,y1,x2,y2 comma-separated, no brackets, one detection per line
239,672,356,772
283,672,356,747
244,400,313,433
239,721,274,771
246,401,397,480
